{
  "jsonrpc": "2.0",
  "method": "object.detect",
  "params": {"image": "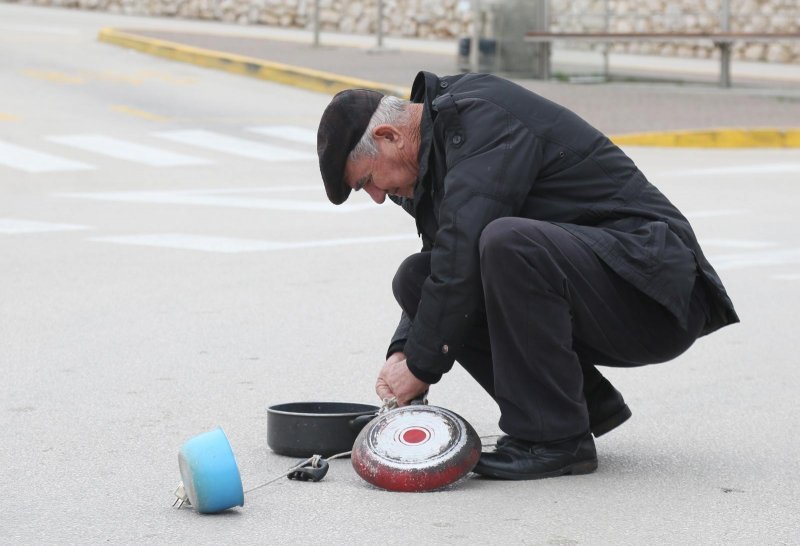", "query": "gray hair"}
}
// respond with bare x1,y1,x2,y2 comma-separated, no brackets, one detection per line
349,95,413,161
